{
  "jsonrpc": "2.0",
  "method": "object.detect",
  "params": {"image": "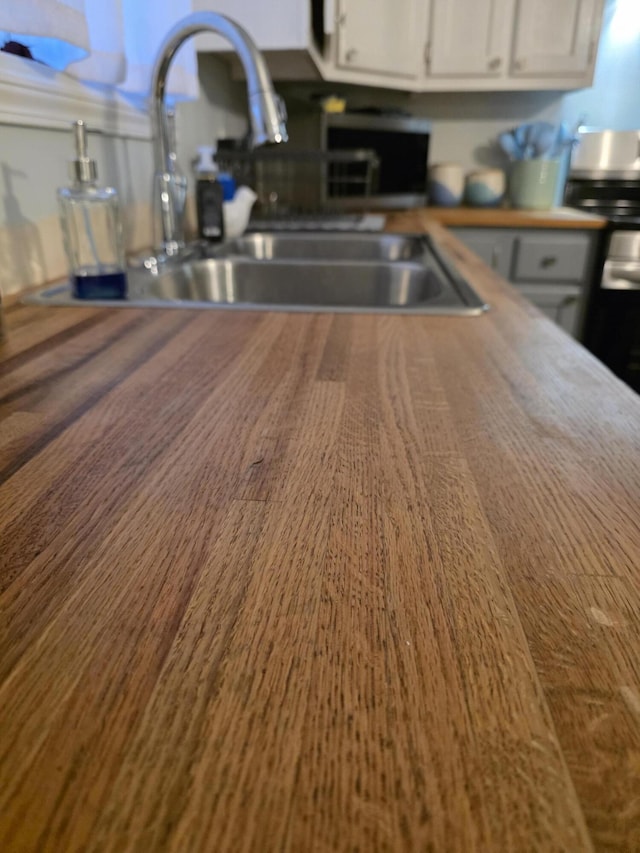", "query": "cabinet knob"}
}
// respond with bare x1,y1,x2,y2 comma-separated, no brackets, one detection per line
488,57,502,71
345,48,357,62
540,255,558,268
336,12,347,26
513,59,525,72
